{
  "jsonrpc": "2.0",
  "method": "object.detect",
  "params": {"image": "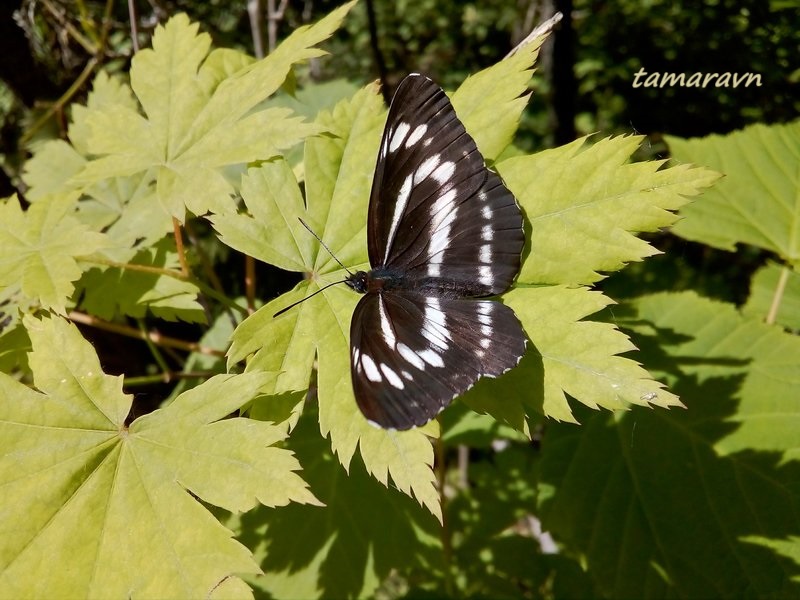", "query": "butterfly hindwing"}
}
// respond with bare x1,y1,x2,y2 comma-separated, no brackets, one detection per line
350,290,526,430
